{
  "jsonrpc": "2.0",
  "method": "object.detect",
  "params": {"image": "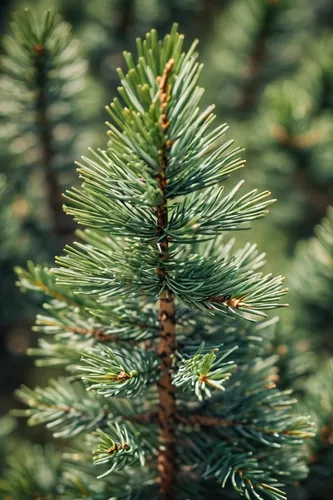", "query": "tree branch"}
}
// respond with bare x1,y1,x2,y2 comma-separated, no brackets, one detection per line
176,413,311,437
